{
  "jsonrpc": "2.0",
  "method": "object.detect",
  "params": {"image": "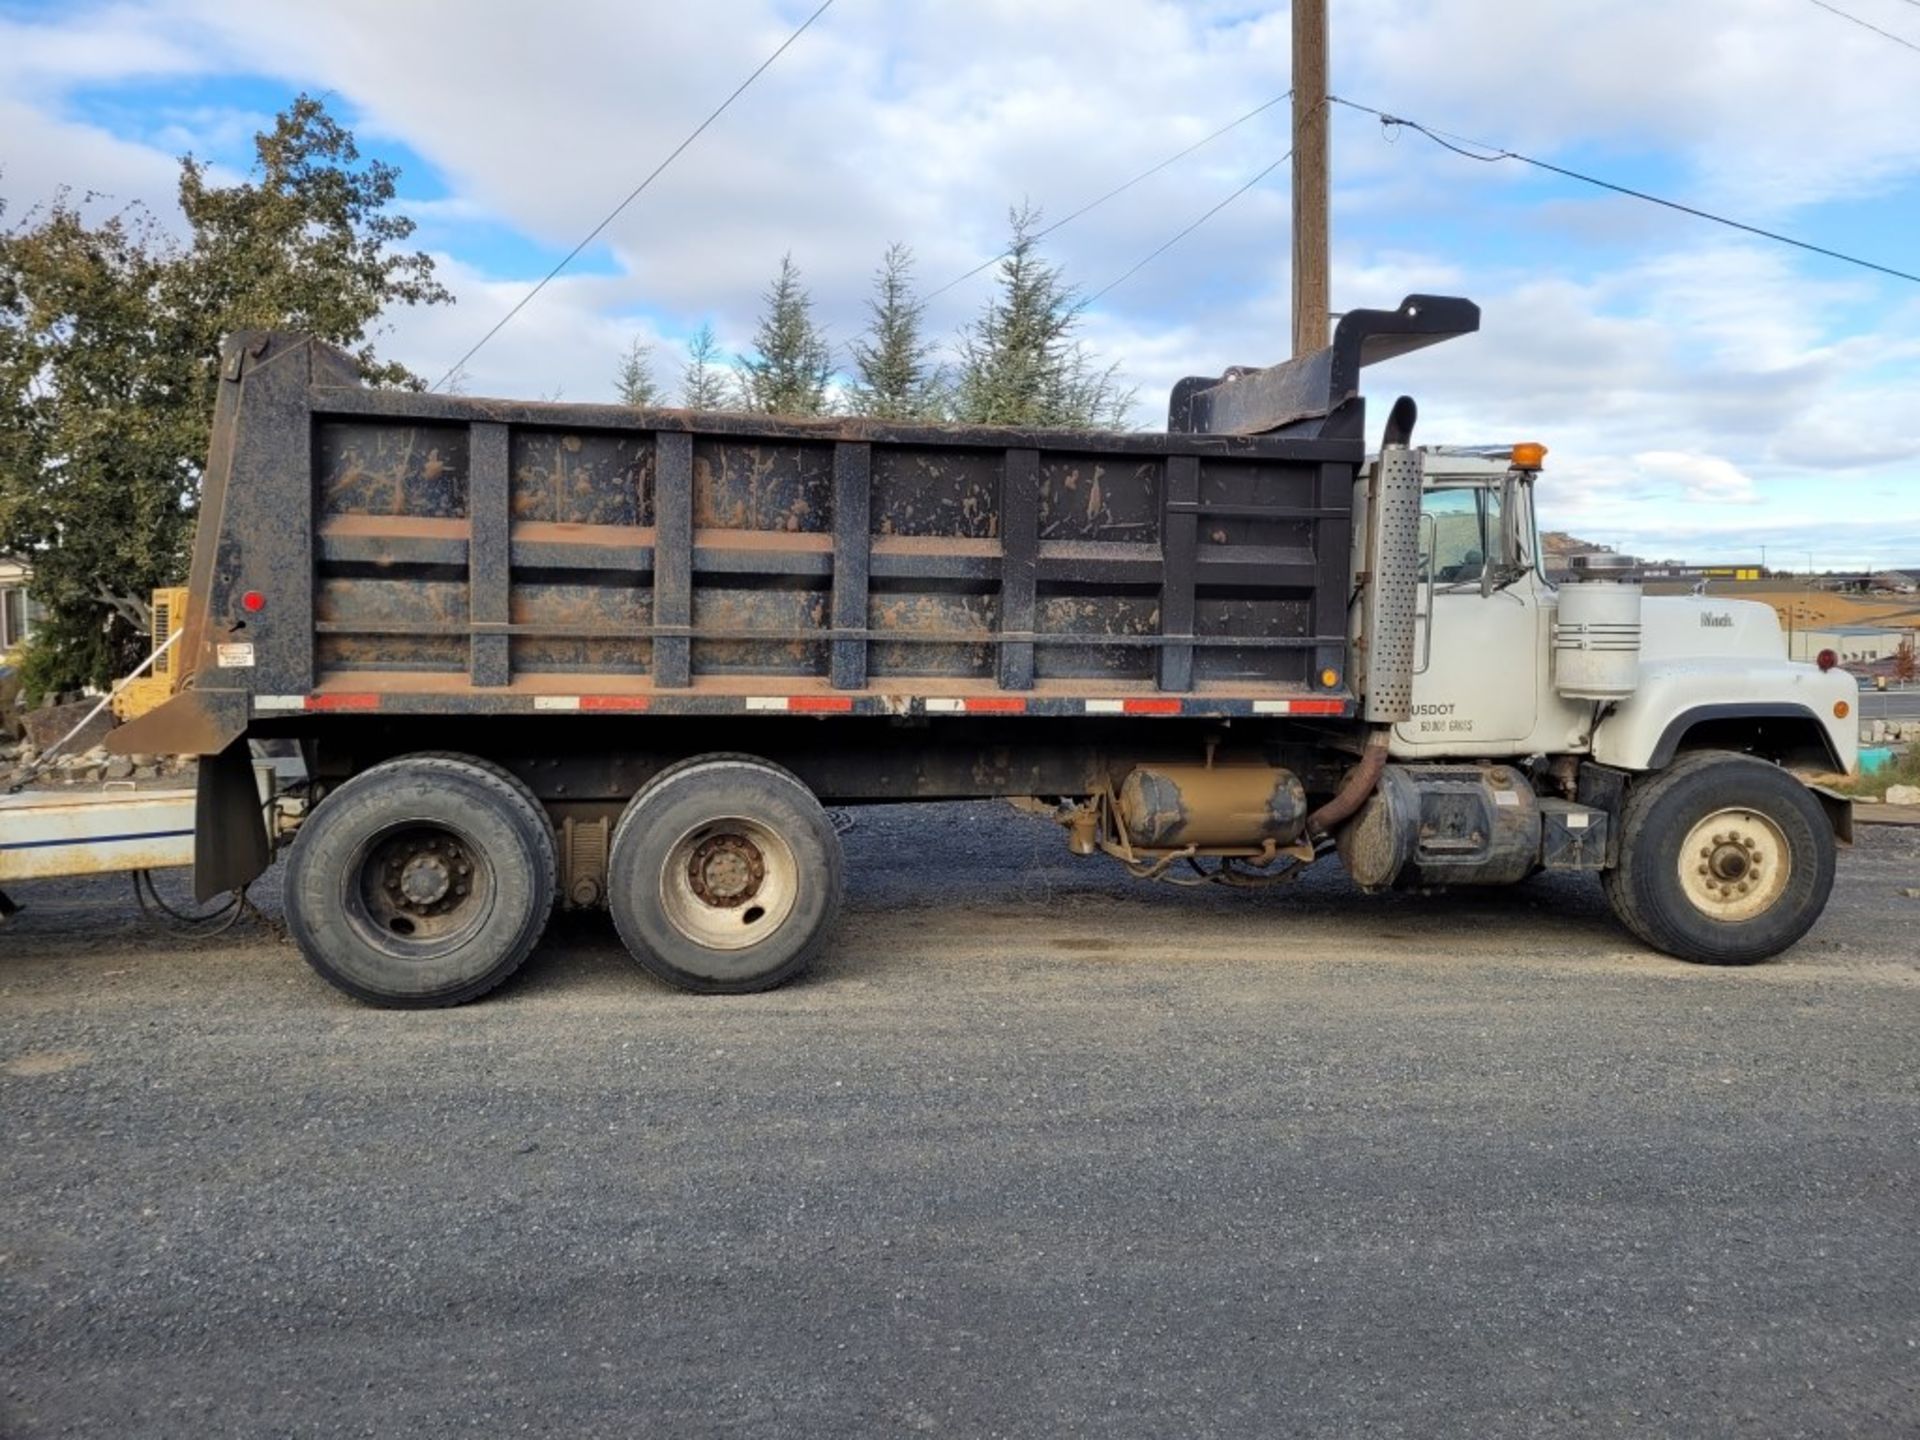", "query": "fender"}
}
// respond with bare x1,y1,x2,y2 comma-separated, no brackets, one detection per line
1591,660,1858,773
1644,703,1843,770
